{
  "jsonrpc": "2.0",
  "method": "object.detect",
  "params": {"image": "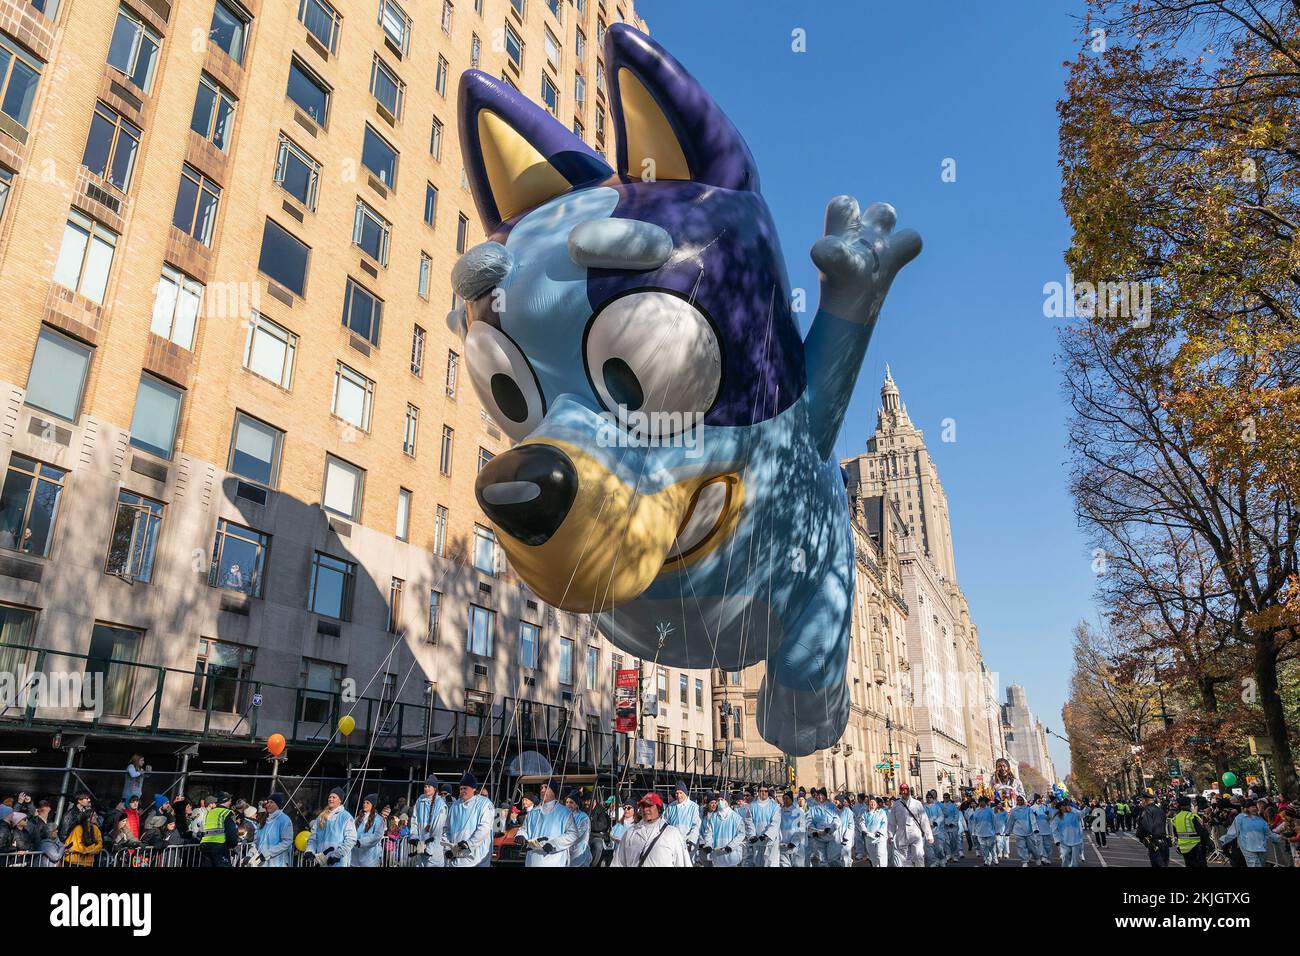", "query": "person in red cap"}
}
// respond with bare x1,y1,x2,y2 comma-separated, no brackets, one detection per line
610,792,692,867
